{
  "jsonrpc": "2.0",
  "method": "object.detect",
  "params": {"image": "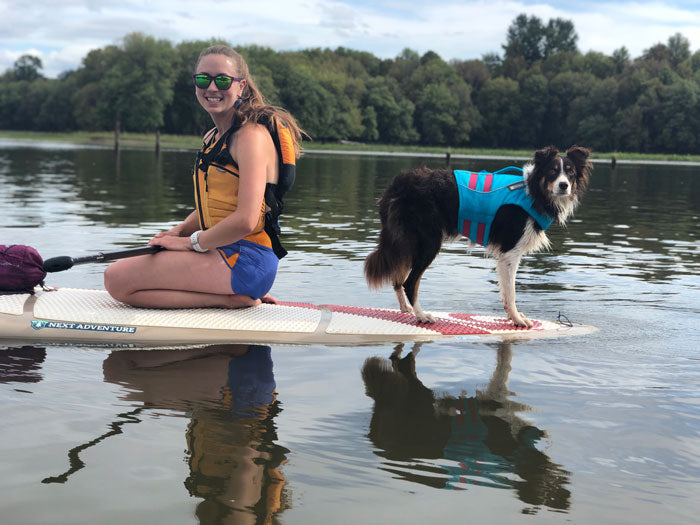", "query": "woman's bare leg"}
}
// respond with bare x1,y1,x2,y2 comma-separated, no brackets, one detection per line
104,250,260,308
